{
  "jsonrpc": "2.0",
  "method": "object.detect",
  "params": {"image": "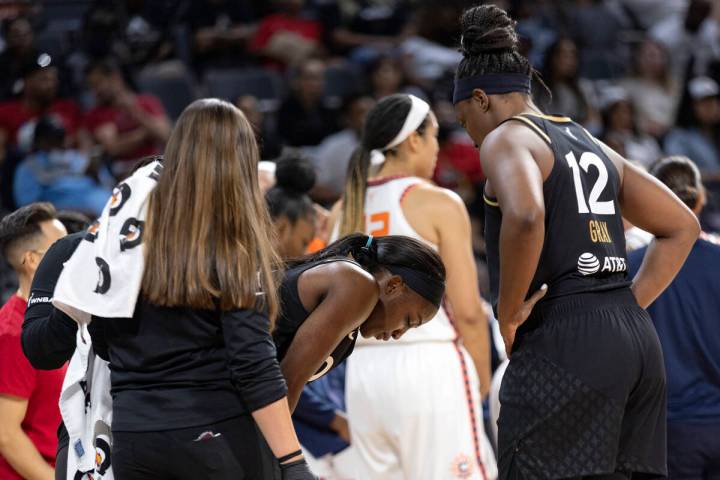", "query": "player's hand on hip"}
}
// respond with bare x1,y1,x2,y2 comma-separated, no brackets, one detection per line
500,284,548,357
